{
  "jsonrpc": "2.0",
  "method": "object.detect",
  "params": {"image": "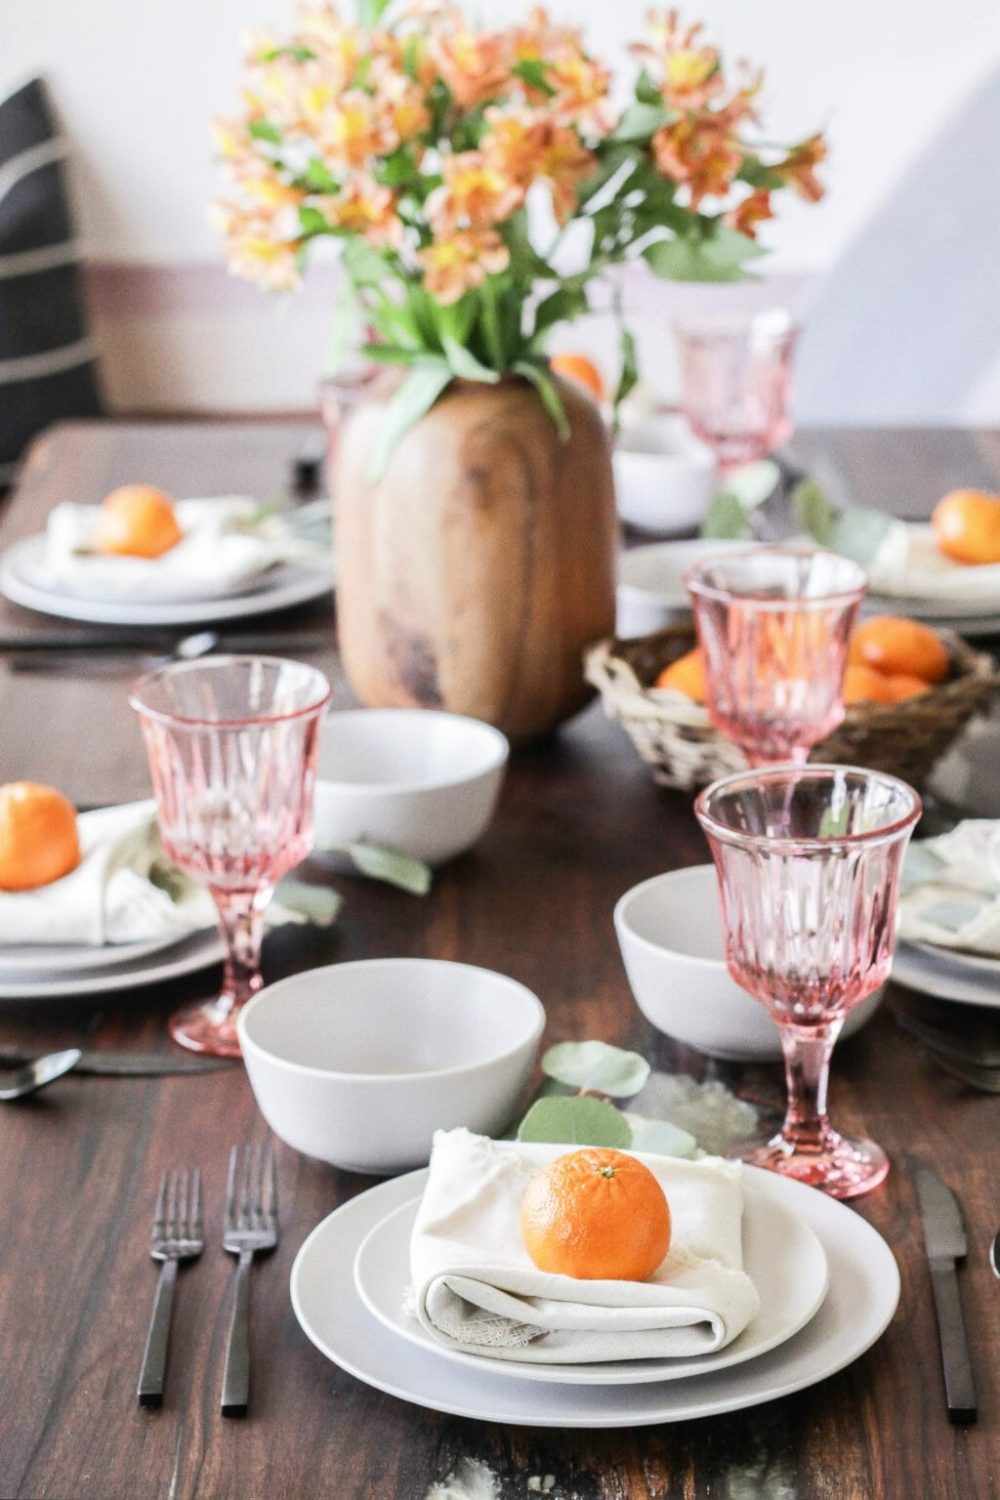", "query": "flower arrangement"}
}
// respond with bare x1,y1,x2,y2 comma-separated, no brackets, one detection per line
213,2,826,463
